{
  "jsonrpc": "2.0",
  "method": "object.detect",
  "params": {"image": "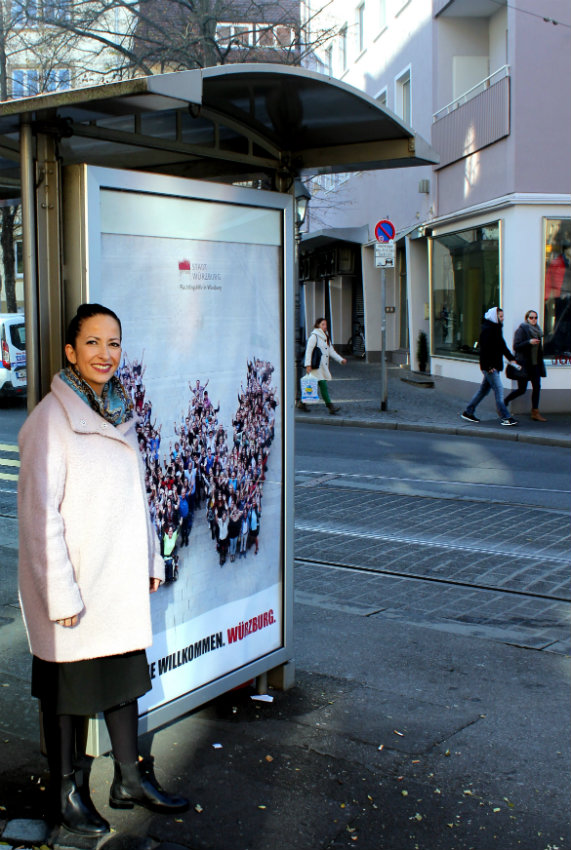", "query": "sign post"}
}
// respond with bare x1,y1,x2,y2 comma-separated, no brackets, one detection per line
374,220,395,411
